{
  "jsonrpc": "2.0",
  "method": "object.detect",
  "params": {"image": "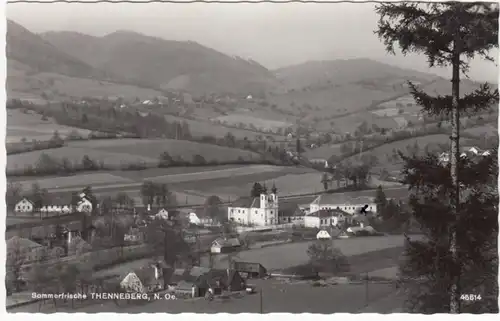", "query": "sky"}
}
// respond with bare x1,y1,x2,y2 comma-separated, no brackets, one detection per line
6,1,499,83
